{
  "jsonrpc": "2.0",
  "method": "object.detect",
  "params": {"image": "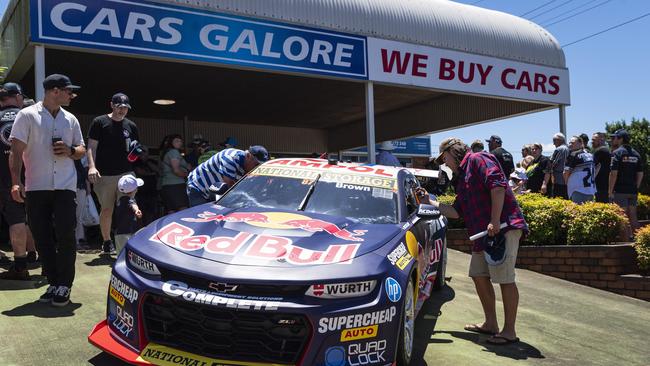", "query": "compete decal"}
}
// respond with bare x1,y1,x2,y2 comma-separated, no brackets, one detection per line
182,211,367,242
110,274,139,304
384,277,401,303
318,307,397,333
162,280,280,311
387,243,413,271
150,222,360,265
